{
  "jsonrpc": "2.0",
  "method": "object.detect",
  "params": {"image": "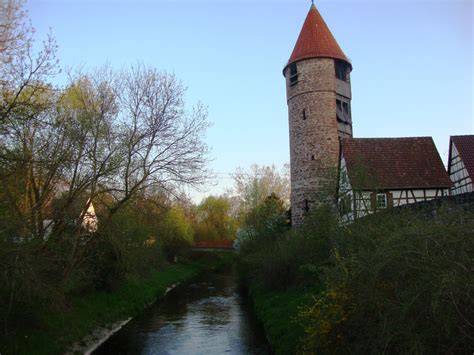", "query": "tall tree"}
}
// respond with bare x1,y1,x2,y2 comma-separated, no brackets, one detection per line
195,195,236,241
230,163,290,215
